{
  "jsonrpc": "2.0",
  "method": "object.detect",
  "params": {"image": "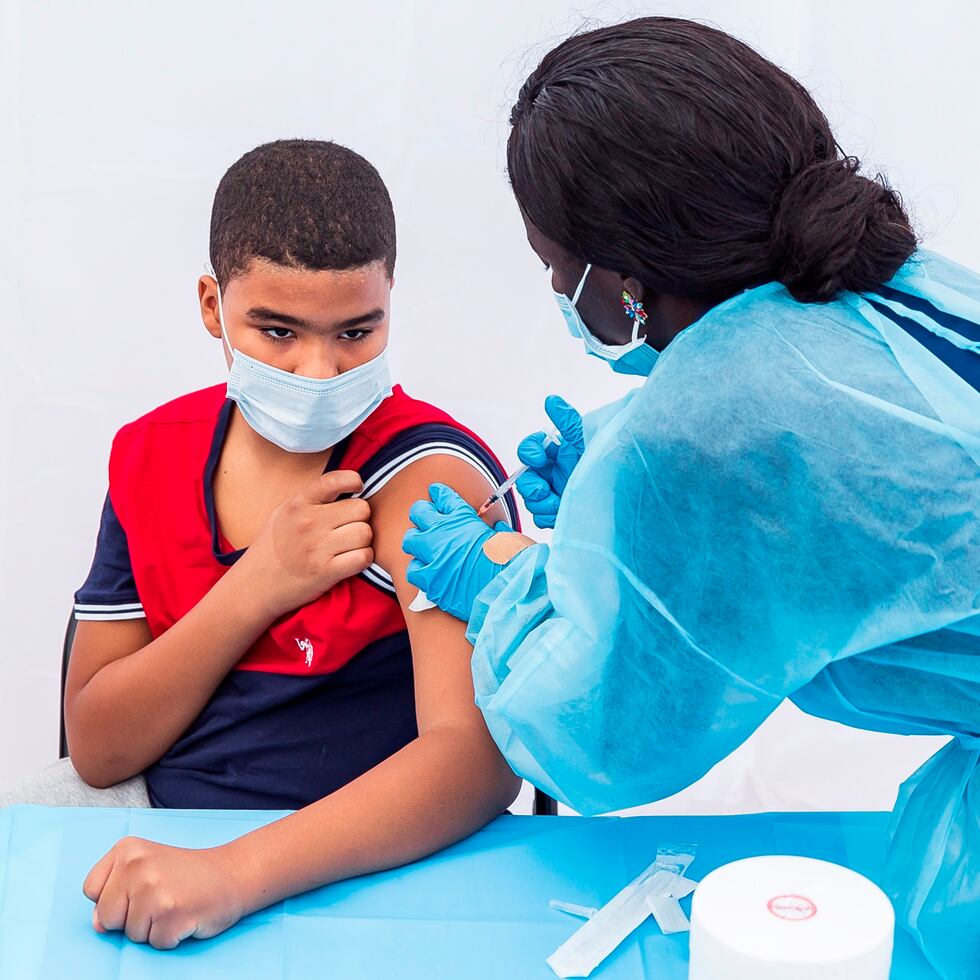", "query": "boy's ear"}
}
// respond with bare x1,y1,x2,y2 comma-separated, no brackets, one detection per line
198,275,222,340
